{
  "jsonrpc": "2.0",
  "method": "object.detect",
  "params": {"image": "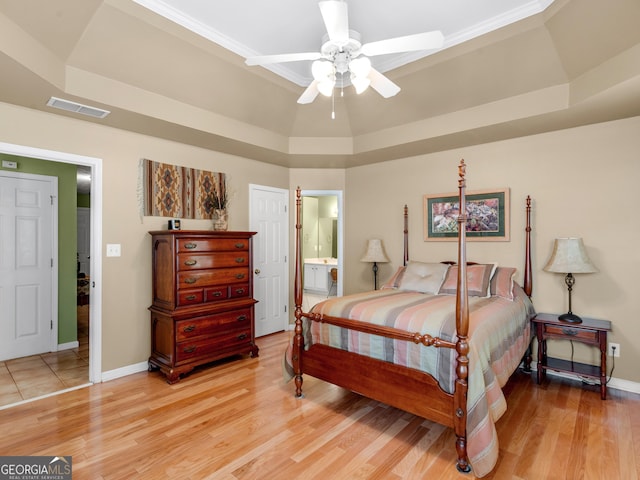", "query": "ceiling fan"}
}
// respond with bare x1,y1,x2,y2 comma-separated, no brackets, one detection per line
245,0,444,104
